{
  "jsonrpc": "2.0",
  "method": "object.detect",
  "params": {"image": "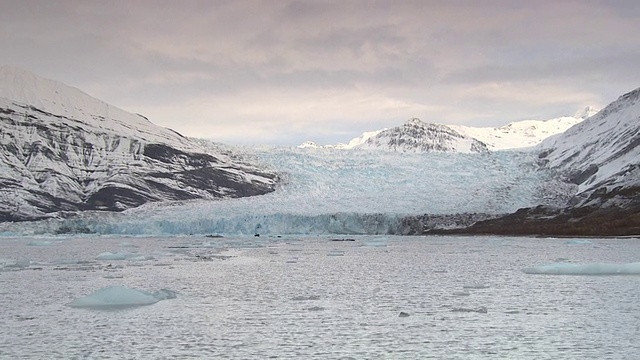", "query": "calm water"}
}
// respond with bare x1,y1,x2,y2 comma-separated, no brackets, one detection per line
1,235,639,359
